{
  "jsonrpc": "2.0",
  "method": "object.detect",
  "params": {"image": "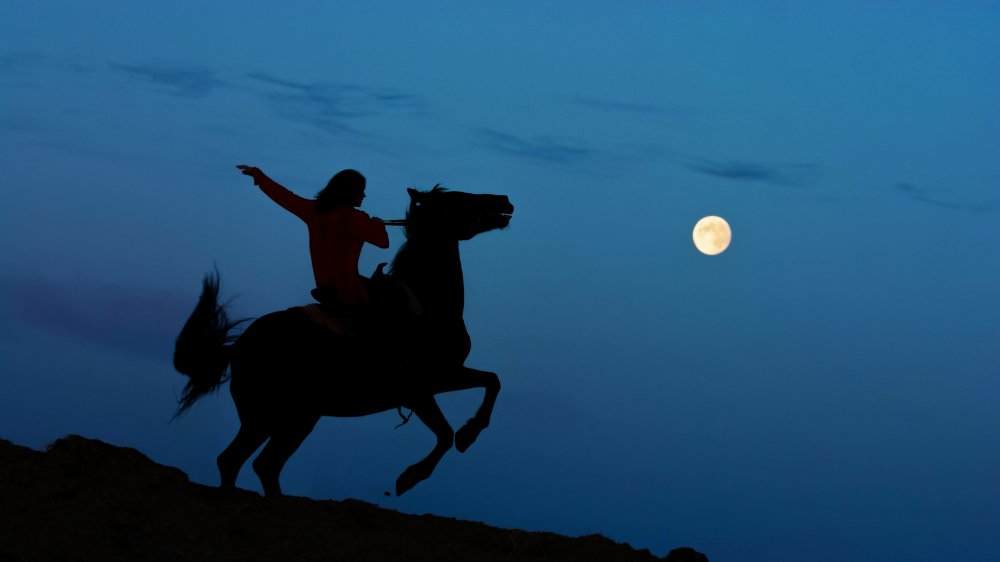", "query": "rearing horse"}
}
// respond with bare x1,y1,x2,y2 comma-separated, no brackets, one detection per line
173,186,513,497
